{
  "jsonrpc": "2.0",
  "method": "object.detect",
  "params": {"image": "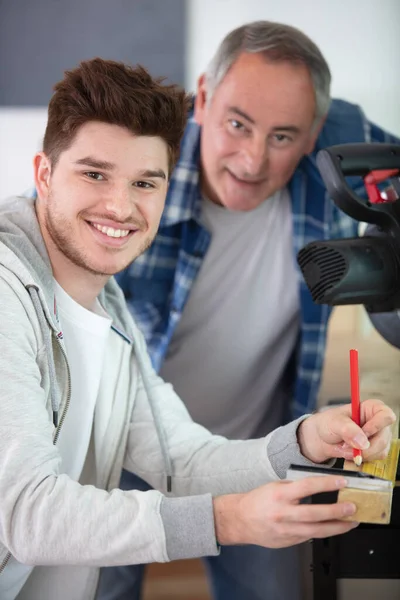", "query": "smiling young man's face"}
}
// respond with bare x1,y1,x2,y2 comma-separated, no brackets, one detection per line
194,52,321,211
34,121,169,281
